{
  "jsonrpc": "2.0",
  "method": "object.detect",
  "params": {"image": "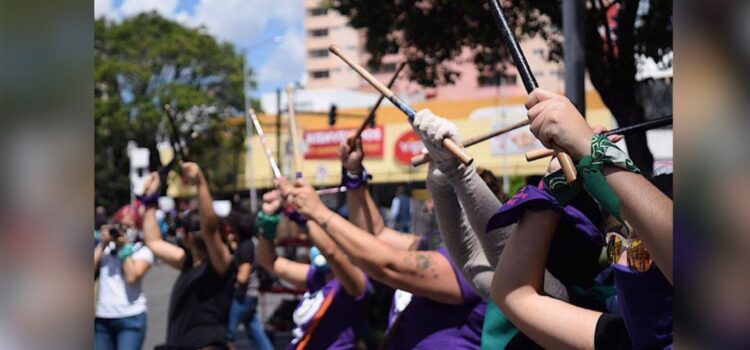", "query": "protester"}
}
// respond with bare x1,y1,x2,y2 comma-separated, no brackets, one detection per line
140,163,236,349
94,203,153,350
407,114,579,349
284,141,487,350
387,185,412,232
485,89,673,349
226,232,273,350
255,186,371,350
